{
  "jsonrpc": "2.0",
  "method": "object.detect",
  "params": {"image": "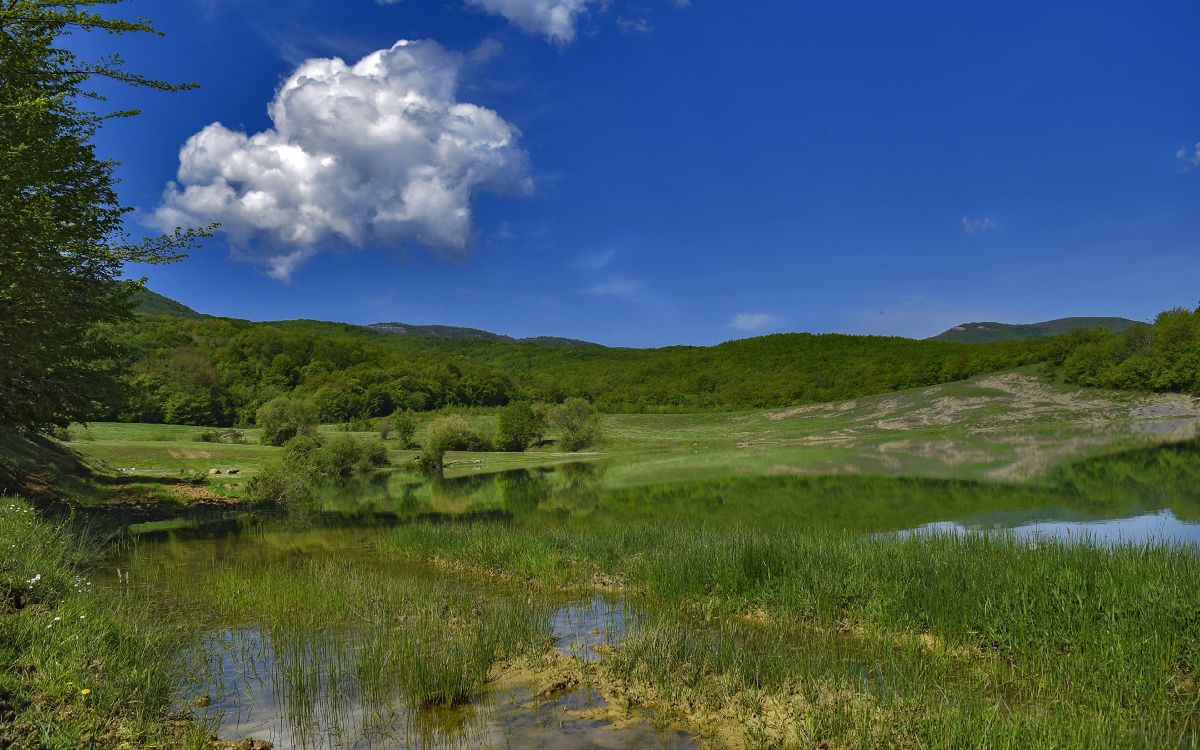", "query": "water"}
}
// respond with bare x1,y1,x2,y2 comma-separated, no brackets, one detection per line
107,439,1200,749
186,600,689,750
903,508,1200,546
